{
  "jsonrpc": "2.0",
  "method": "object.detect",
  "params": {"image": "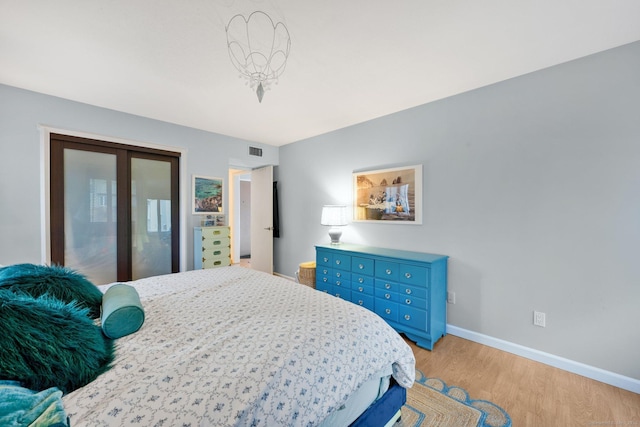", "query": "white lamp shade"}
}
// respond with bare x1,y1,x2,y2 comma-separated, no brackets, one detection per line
321,205,348,226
